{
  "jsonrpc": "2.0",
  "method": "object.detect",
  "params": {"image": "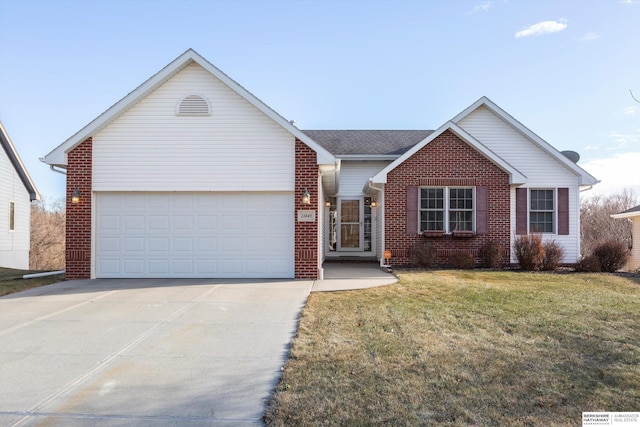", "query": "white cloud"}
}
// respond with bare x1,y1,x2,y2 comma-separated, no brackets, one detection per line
581,152,640,196
624,106,638,116
469,1,493,14
605,129,640,148
577,32,601,42
621,0,638,4
515,19,568,38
